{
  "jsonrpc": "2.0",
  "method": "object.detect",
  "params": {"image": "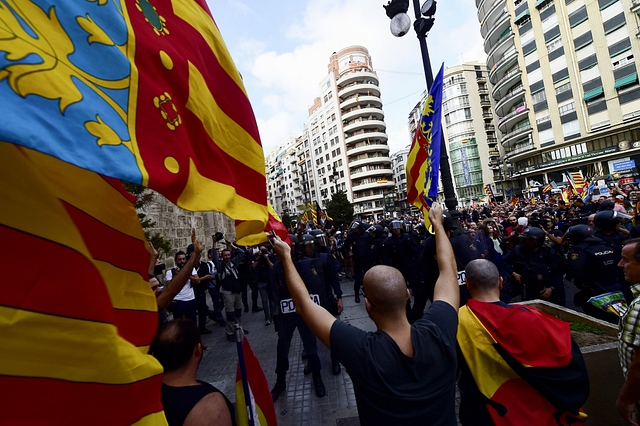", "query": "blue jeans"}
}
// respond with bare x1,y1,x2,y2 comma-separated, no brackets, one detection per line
169,299,197,324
